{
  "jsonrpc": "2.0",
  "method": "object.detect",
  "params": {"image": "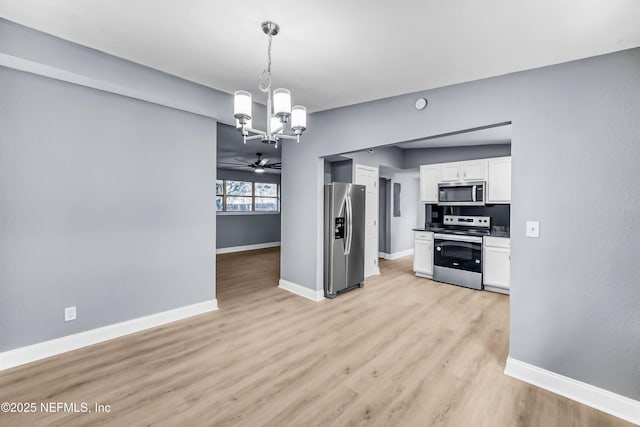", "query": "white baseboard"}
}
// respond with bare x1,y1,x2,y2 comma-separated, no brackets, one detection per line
0,299,218,371
505,357,640,425
278,279,324,302
379,248,414,260
216,241,280,254
484,285,510,295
